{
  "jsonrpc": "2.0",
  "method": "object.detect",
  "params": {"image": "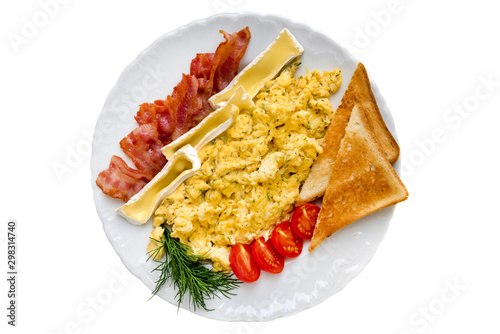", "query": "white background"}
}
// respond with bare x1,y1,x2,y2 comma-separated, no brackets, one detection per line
1,0,499,333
